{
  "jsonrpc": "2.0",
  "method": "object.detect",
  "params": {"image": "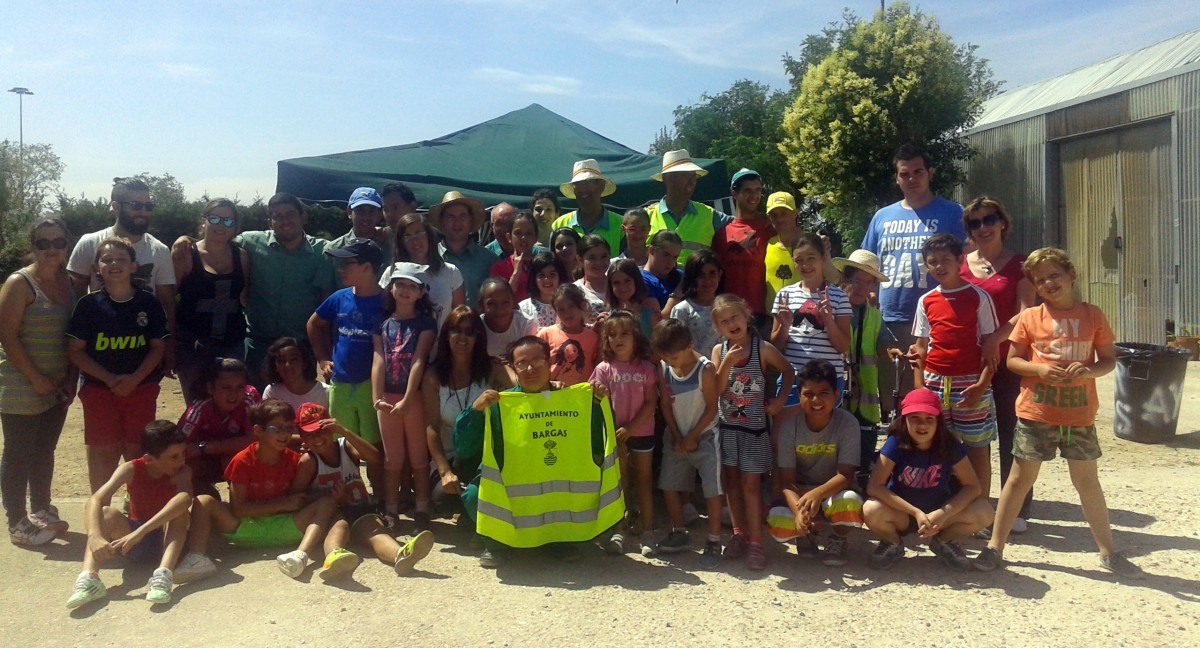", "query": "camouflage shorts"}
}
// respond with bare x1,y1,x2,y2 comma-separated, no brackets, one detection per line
1013,418,1101,462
